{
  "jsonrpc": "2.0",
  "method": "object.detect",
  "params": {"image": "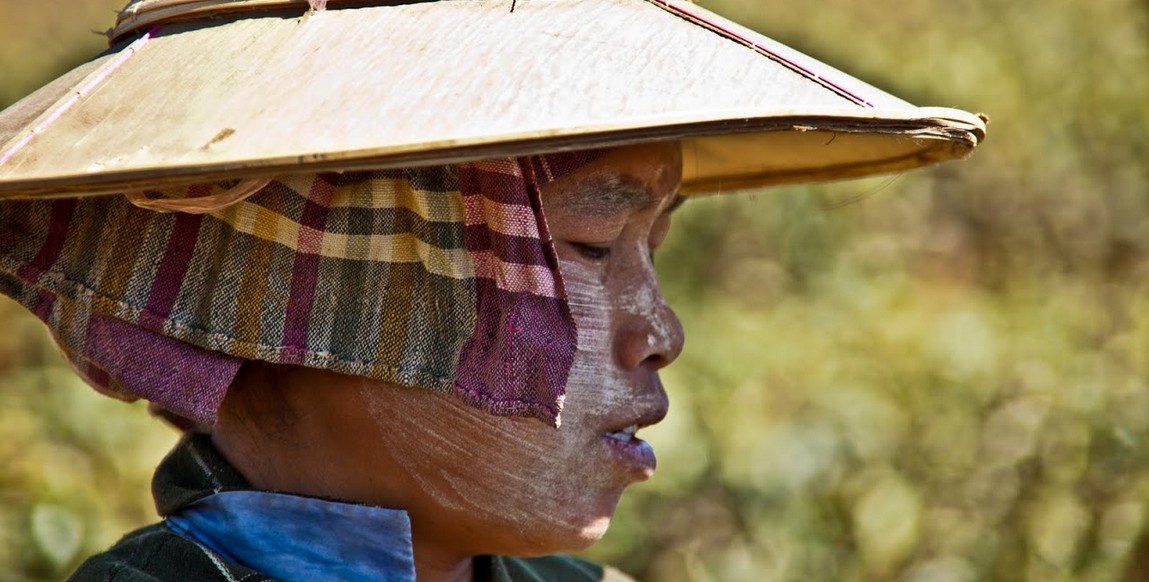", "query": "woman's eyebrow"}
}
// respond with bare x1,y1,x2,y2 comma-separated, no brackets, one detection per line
561,175,656,218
